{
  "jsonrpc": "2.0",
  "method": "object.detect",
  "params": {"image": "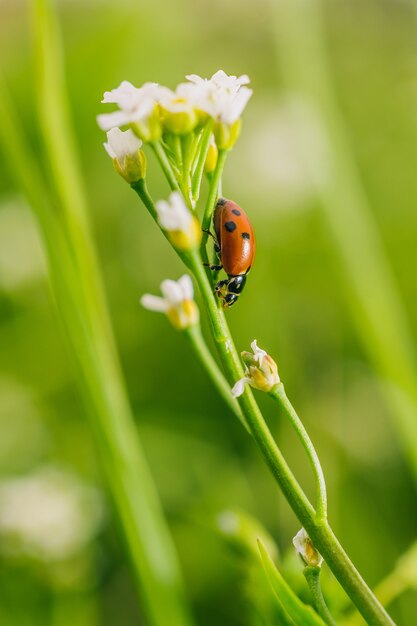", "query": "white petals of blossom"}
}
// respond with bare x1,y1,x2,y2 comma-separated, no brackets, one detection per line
155,191,192,232
250,339,267,366
97,81,162,131
186,70,253,124
104,127,142,160
159,84,197,114
231,377,251,398
140,275,194,313
231,340,280,398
